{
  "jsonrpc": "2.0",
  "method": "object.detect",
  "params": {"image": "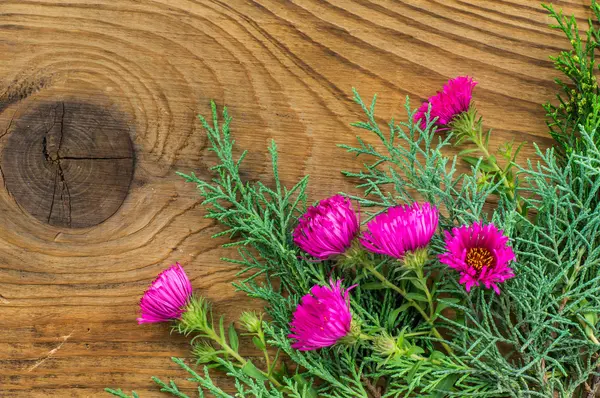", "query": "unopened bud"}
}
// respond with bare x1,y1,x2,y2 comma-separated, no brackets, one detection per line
239,311,263,334
193,341,218,364
372,333,400,357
